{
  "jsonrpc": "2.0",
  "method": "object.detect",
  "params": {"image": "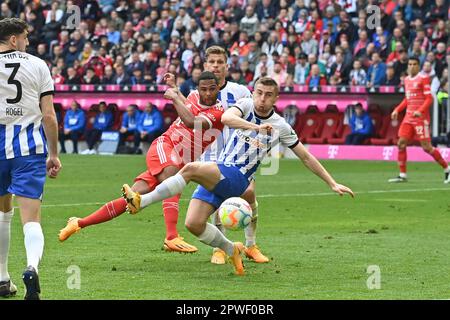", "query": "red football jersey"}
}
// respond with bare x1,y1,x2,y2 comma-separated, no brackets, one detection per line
163,91,224,162
403,74,432,124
